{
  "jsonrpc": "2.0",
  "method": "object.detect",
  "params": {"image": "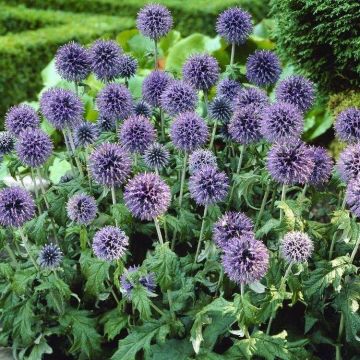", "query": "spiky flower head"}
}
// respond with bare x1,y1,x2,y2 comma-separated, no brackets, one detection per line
89,143,132,187
228,104,262,145
5,104,40,137
334,107,360,143
216,7,253,45
119,115,156,154
160,80,197,116
246,50,281,87
97,113,116,132
134,100,152,118
275,75,315,113
143,142,169,170
308,146,333,186
124,173,171,221
118,54,138,79
208,96,233,123
170,111,208,152
217,78,242,103
222,236,269,285
40,88,83,129
38,244,63,269
96,83,133,120
66,193,97,225
280,231,313,264
0,187,35,228
120,266,156,299
189,149,217,174
74,122,99,147
213,211,254,250
92,226,129,261
89,39,123,82
235,87,269,110
260,102,303,142
0,132,15,155
182,54,220,92
55,41,90,82
267,140,314,185
16,128,53,168
346,177,360,218
136,3,173,40
142,70,172,107
337,143,360,183
189,166,229,206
